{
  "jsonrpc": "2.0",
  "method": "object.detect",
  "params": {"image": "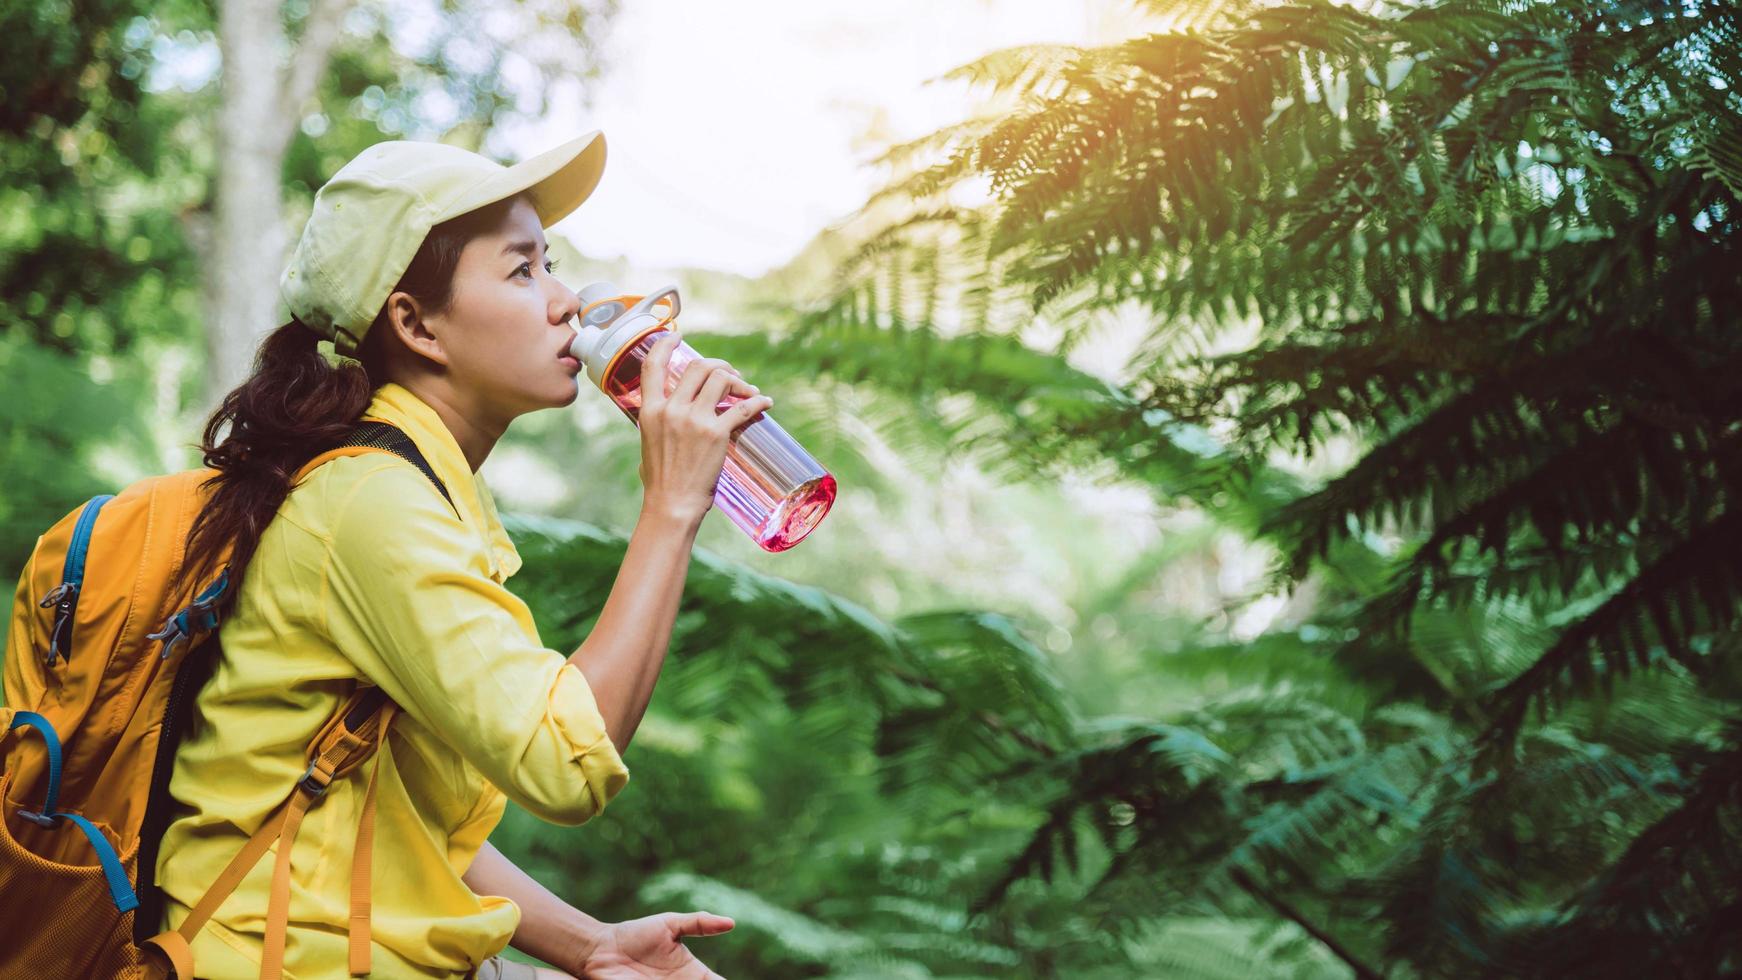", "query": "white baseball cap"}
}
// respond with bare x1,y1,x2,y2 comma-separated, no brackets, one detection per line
280,131,606,352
